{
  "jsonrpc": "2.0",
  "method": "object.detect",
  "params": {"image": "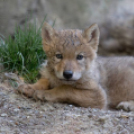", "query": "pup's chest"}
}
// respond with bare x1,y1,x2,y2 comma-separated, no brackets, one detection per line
40,67,61,88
